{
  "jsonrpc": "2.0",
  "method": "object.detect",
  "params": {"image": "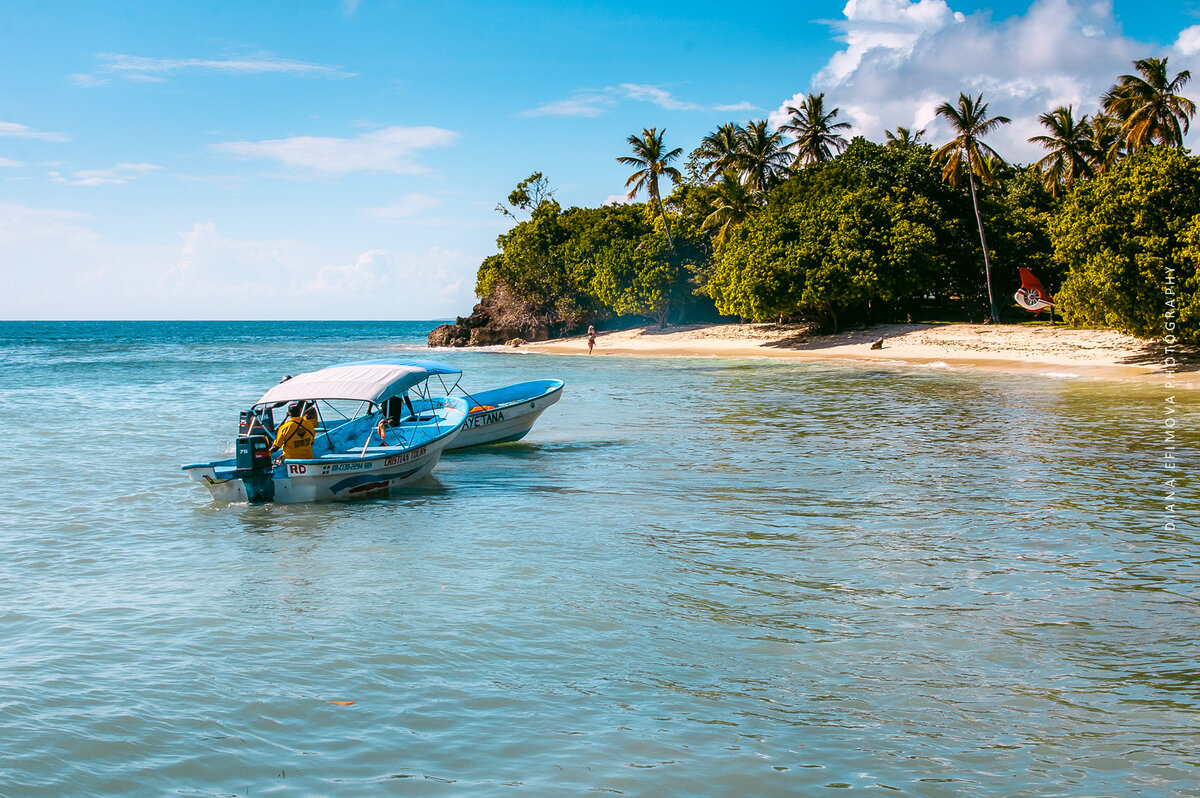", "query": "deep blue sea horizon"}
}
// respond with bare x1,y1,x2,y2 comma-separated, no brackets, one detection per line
0,320,1194,797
